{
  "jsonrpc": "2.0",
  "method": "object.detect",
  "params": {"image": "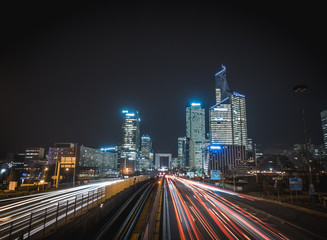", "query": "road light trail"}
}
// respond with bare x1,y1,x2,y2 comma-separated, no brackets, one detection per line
0,179,123,239
0,179,122,222
166,176,290,240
